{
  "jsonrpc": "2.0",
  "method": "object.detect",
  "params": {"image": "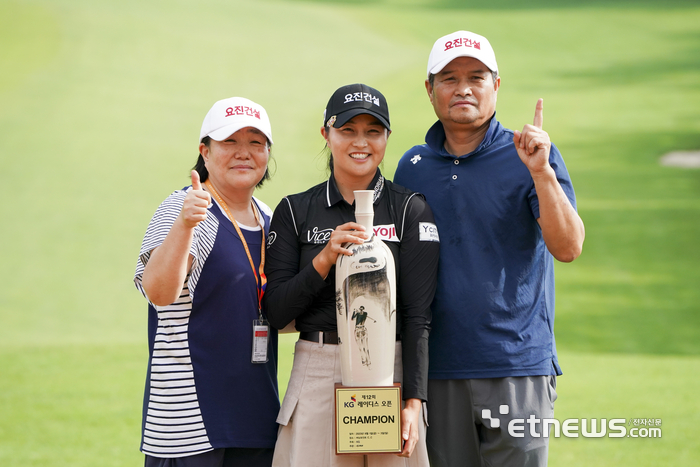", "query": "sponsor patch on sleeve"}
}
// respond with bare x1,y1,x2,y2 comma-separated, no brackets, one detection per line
419,222,440,242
